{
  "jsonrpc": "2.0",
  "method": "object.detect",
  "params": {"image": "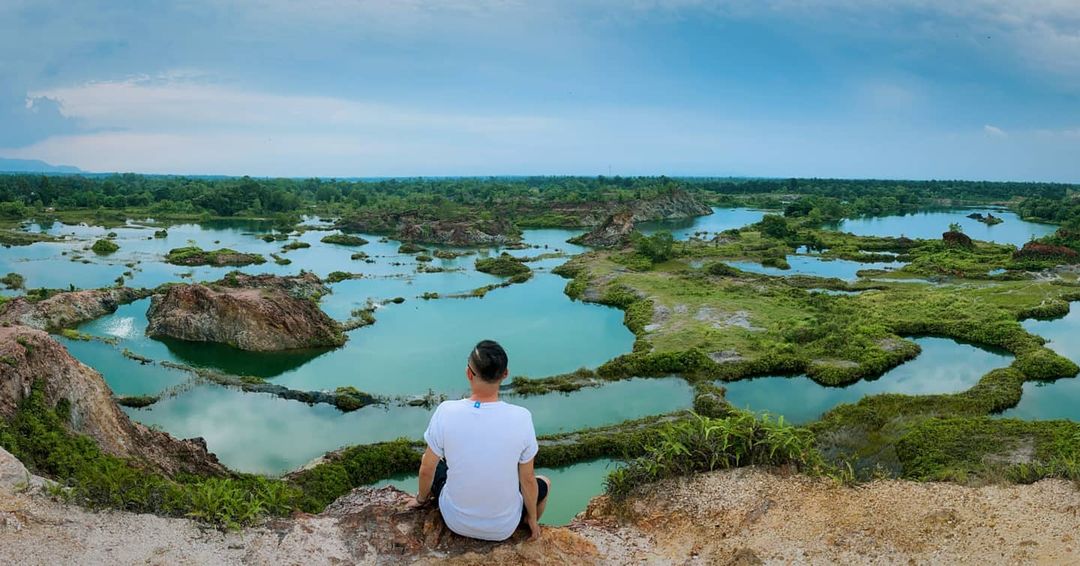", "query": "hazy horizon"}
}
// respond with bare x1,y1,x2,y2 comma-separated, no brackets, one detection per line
2,1,1079,182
